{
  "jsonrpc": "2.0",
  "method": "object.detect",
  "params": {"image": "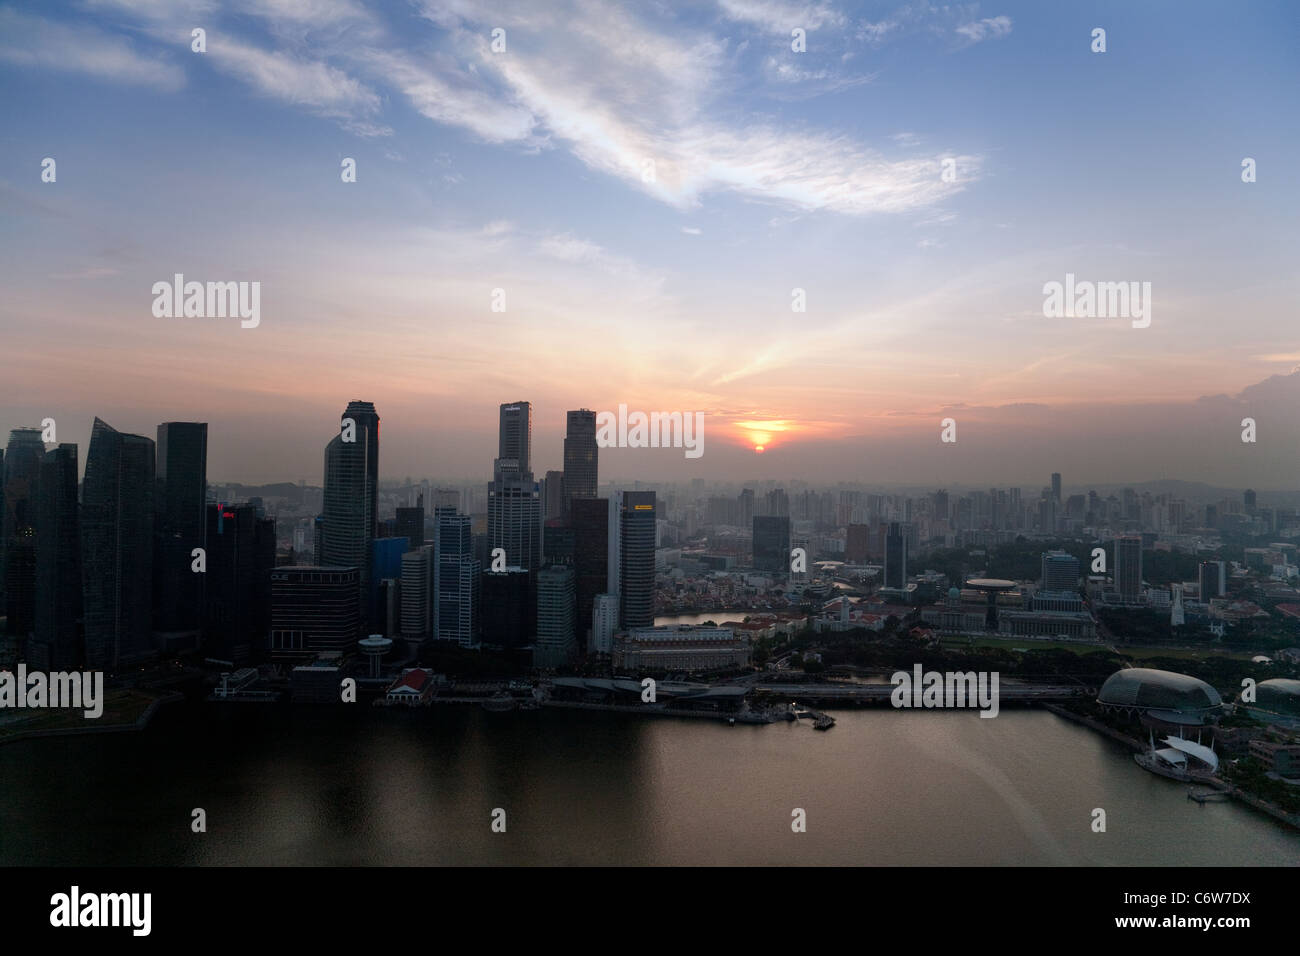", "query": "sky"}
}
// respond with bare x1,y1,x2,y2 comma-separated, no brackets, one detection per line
1,0,1298,487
